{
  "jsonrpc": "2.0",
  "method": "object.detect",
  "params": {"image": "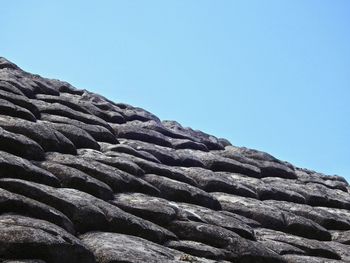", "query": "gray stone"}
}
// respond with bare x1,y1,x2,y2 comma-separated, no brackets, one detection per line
0,178,176,243
105,151,198,185
165,240,228,260
0,151,59,187
0,188,74,233
0,80,26,95
101,142,161,163
143,174,221,210
112,123,173,148
39,121,101,150
119,139,205,167
331,230,350,244
255,228,340,260
176,149,261,178
45,152,158,195
80,232,182,263
0,127,45,160
0,115,76,154
0,98,36,121
0,215,94,263
168,221,283,262
77,148,144,176
0,89,40,117
111,192,177,225
37,161,113,200
213,193,331,240
40,113,117,143
174,202,254,240
162,120,225,150
282,255,342,263
30,99,114,133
